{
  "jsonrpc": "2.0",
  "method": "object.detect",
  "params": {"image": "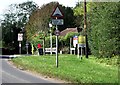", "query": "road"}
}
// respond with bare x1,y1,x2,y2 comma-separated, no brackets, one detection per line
1,56,63,85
